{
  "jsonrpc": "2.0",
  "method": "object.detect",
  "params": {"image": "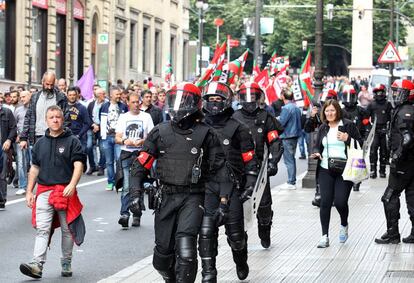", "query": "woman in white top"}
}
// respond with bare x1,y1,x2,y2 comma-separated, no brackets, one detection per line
311,99,362,248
